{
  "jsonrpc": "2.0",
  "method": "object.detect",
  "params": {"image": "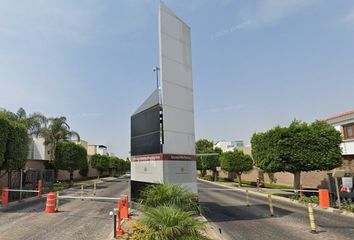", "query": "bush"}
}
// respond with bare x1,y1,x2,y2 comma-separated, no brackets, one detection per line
342,202,354,212
201,175,213,181
139,184,199,213
298,196,319,205
132,206,208,240
52,181,71,192
218,177,233,182
233,179,257,186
